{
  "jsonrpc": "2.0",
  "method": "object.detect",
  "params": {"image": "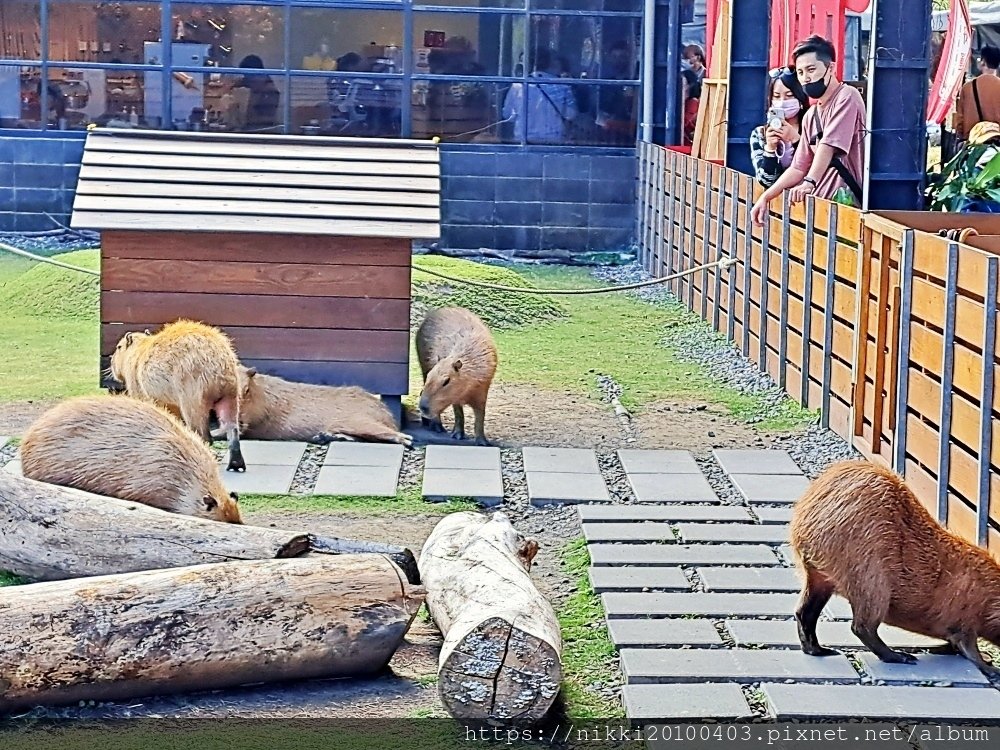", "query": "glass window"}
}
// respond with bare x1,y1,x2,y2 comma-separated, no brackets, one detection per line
1,2,42,61
529,16,640,81
48,1,160,65
501,78,636,146
42,66,161,129
413,79,510,143
0,65,41,127
290,8,403,73
291,74,401,137
413,13,524,77
415,0,524,9
170,4,285,70
531,0,641,10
